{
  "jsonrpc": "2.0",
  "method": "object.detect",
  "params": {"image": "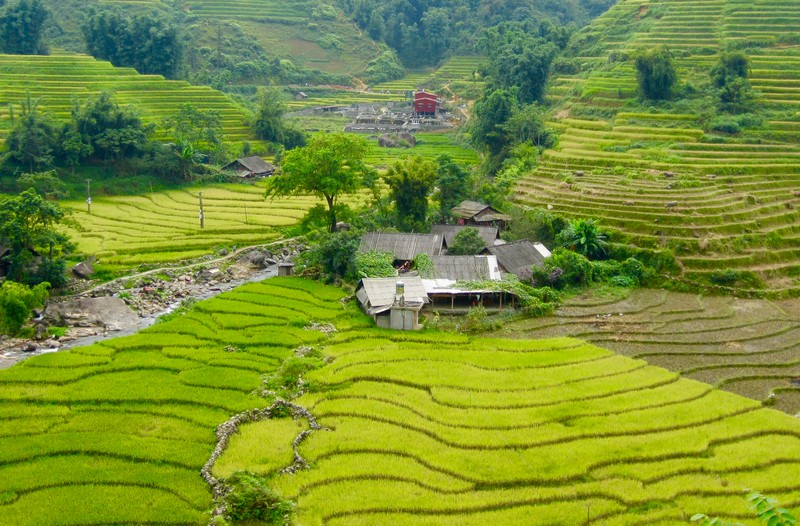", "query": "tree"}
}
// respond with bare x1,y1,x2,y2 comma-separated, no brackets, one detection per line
0,189,72,285
0,0,49,55
384,155,436,232
71,92,150,162
83,8,184,78
5,94,57,171
558,218,608,259
634,45,678,100
253,87,287,143
448,227,485,255
503,103,557,149
0,281,49,336
266,133,372,233
162,103,224,163
434,154,472,220
711,52,754,113
470,88,516,158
